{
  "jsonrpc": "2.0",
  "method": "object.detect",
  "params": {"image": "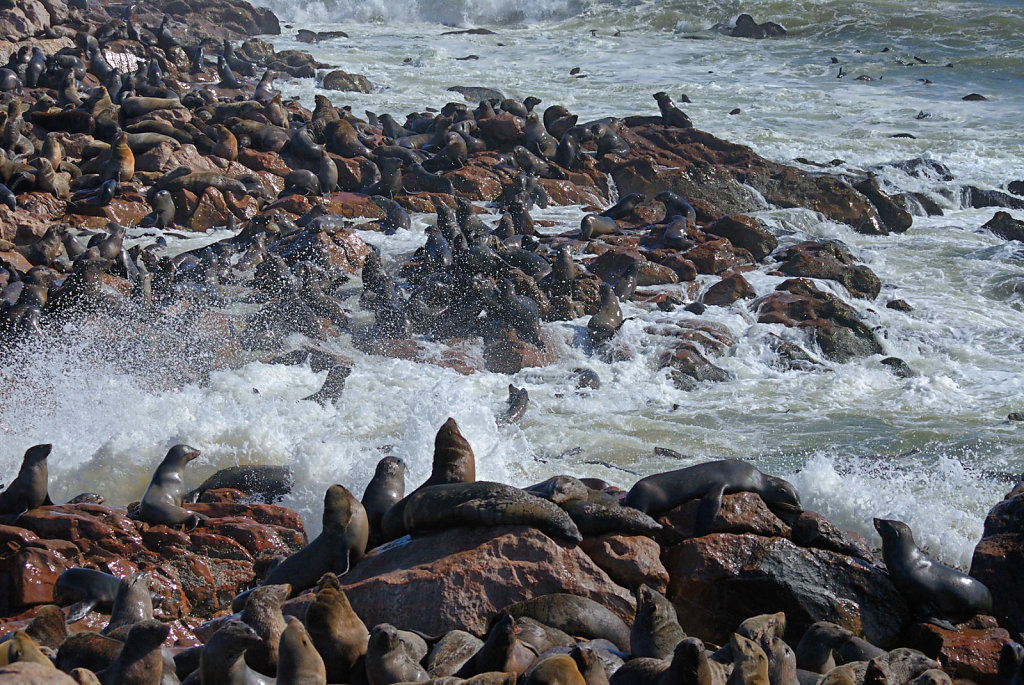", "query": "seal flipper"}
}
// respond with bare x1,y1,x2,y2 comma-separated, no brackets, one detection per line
694,482,728,537
65,600,97,624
